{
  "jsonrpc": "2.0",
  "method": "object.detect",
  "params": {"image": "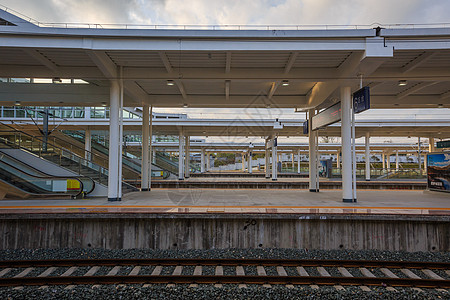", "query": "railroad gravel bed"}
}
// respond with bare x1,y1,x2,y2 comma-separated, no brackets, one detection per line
0,248,449,299
0,284,448,300
1,248,449,262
